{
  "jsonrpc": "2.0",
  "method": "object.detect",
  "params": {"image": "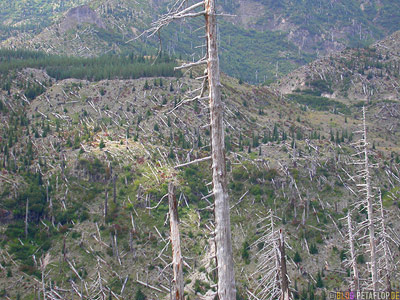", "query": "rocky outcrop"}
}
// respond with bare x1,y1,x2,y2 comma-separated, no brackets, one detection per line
60,5,105,33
